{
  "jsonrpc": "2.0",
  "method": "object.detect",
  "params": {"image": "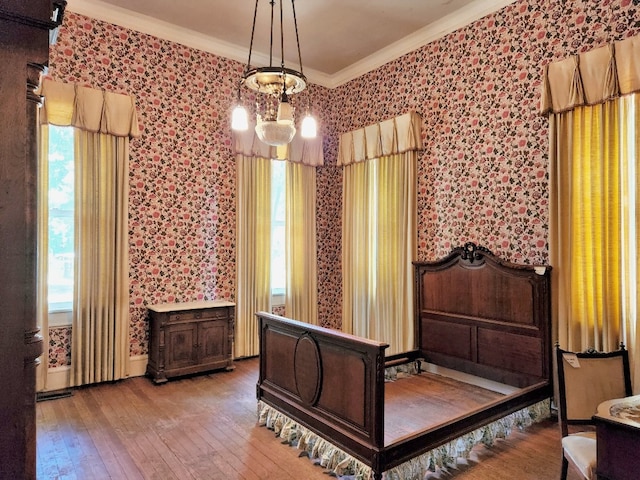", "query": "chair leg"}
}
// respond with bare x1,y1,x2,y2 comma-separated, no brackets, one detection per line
561,454,568,480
